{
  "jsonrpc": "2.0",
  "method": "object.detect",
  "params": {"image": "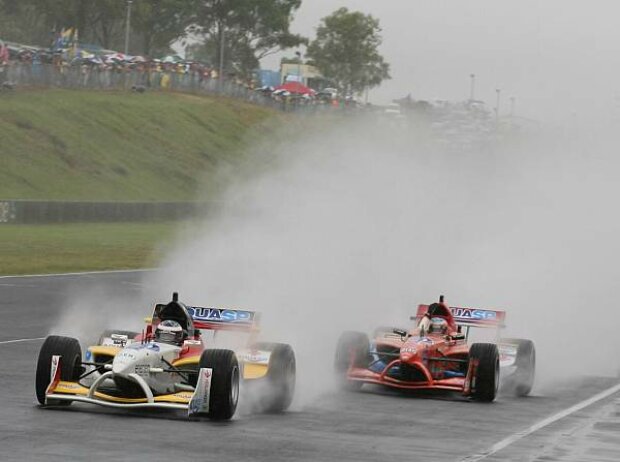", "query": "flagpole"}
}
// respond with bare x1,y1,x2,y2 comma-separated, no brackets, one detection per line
73,29,79,58
124,0,133,56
